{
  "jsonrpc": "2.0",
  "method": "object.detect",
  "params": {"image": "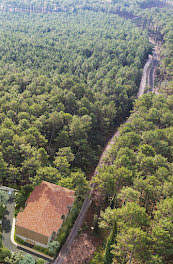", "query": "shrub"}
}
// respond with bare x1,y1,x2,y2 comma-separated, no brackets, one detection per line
90,250,104,264
33,245,50,256
48,241,60,256
15,235,26,246
0,245,11,262
15,185,34,216
36,258,45,264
